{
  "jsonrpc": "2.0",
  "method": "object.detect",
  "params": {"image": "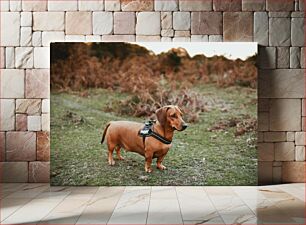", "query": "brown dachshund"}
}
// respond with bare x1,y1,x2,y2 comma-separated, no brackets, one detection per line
101,105,188,173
